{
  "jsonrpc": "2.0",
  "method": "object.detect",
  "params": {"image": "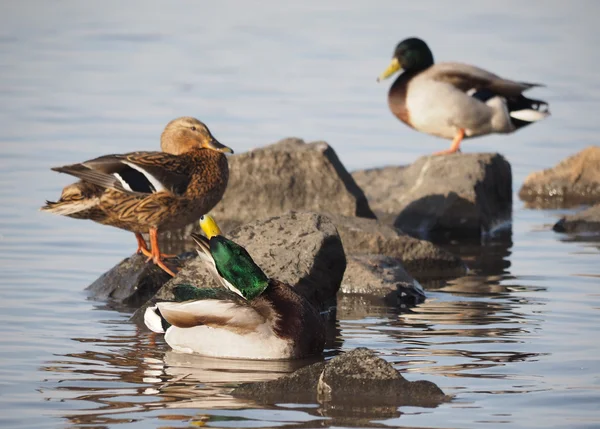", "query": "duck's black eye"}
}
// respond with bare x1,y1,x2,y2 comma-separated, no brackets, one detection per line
190,126,197,131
